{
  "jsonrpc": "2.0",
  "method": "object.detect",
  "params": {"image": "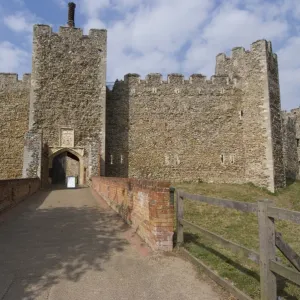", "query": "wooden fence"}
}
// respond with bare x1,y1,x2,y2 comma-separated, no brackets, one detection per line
173,189,300,300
